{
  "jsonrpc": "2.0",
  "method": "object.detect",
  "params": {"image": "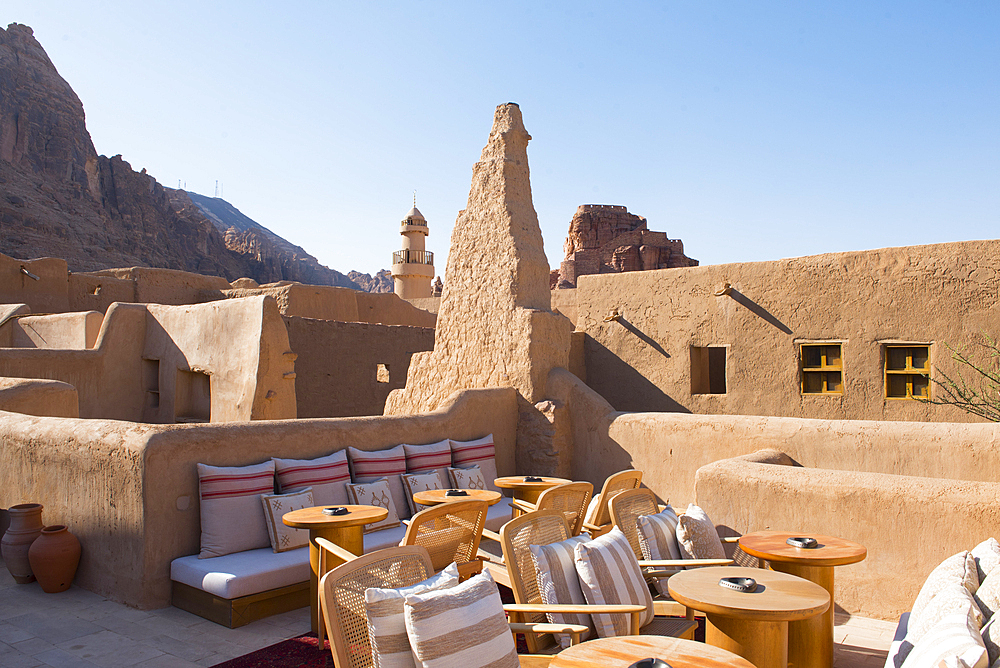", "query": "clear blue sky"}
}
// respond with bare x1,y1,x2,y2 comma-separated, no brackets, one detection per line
3,2,997,277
